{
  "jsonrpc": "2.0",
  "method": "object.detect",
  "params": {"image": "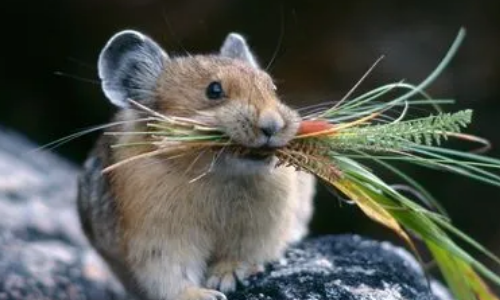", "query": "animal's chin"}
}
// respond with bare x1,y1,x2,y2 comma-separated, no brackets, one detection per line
215,148,278,175
235,155,275,167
